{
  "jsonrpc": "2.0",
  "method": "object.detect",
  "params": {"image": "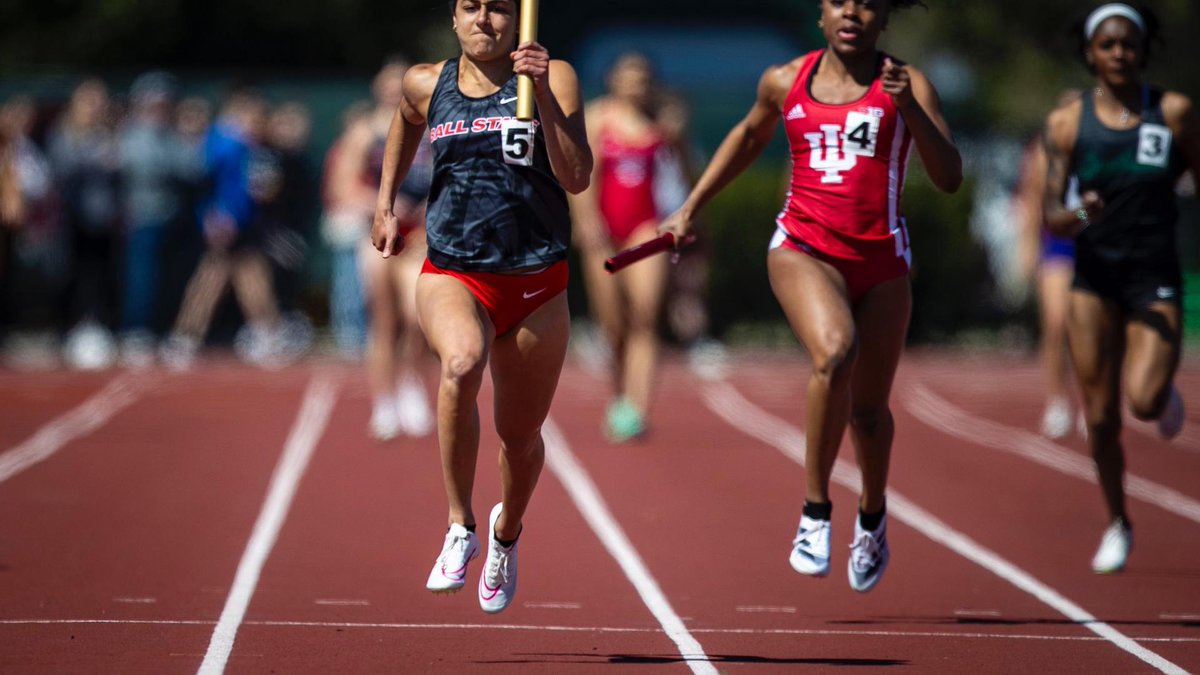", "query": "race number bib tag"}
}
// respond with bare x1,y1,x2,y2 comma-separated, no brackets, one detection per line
1137,123,1171,168
501,118,535,167
843,111,881,158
